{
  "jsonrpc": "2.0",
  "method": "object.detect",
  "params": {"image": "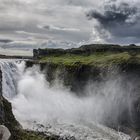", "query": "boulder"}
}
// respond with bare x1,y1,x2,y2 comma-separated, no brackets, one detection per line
0,125,11,140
